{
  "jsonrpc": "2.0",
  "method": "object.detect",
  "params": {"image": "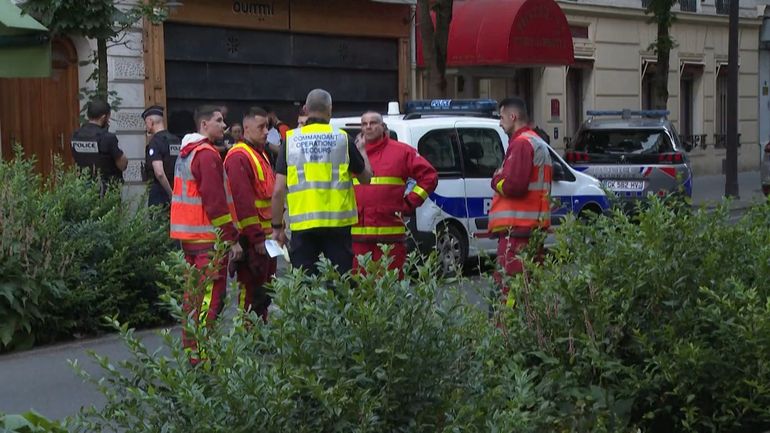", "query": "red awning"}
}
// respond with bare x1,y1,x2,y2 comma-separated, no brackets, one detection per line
417,0,574,68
